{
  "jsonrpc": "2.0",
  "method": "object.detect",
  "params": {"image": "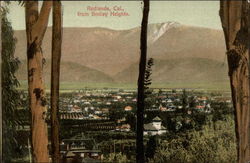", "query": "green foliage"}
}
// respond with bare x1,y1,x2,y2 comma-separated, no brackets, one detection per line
145,136,157,160
149,116,236,163
144,58,154,90
109,109,125,121
1,5,22,162
125,113,136,131
182,89,188,110
211,101,233,122
189,96,196,109
144,58,154,109
149,138,192,163
104,152,128,163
